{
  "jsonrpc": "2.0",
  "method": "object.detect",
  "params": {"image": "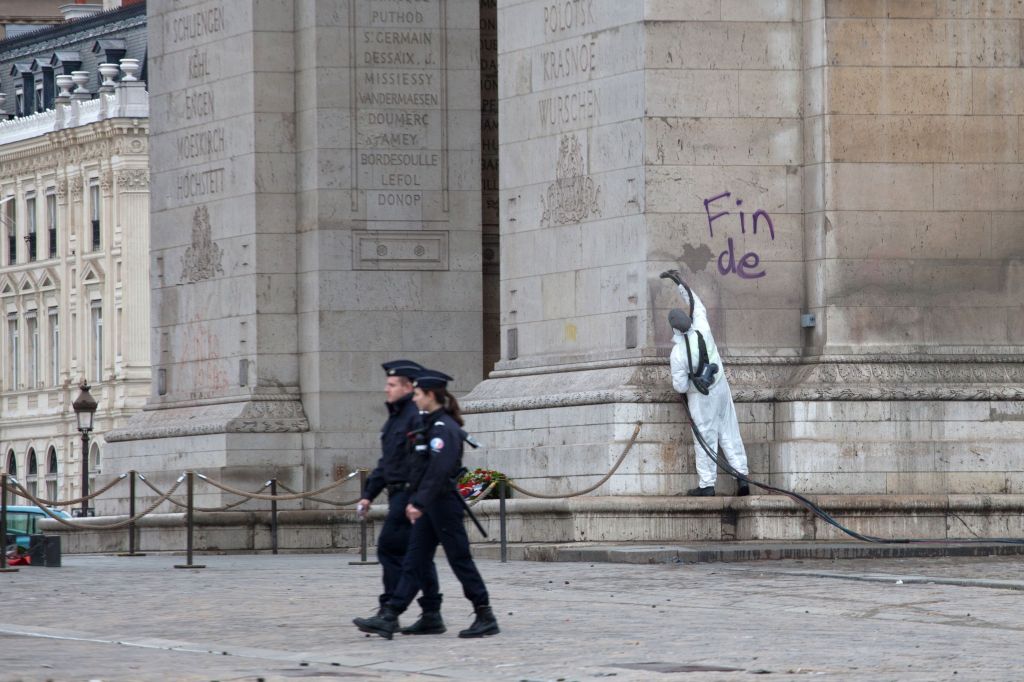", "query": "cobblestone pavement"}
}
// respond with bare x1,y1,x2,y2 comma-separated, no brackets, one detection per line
2,552,1023,681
